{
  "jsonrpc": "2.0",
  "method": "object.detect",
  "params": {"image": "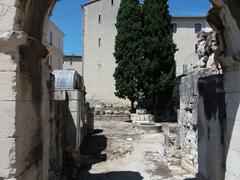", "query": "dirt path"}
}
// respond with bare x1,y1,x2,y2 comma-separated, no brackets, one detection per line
63,120,194,180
